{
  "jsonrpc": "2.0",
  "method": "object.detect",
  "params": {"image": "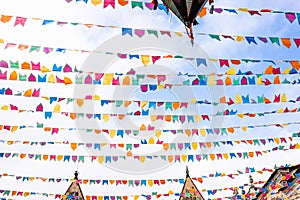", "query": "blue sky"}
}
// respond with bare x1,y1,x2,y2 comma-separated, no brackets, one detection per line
0,0,299,199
